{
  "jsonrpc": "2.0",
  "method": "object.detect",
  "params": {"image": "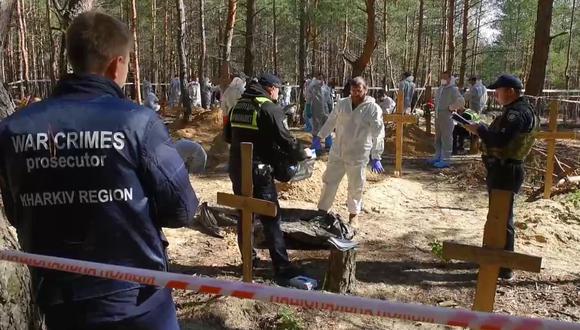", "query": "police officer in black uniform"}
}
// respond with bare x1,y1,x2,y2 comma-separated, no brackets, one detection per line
465,74,538,280
224,74,309,283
